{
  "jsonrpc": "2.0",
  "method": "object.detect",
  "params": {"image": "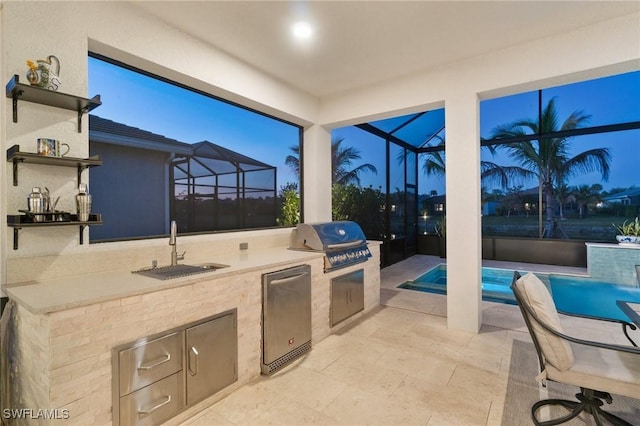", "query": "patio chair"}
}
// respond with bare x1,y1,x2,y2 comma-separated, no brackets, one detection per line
511,271,640,426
